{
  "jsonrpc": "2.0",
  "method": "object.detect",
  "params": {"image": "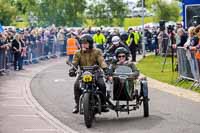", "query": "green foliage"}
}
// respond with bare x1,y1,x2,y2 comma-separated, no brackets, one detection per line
86,2,110,26
6,0,86,27
145,0,180,22
85,17,155,30
86,0,128,26
136,55,200,93
124,17,155,30
156,1,180,22
0,0,17,25
36,0,86,27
